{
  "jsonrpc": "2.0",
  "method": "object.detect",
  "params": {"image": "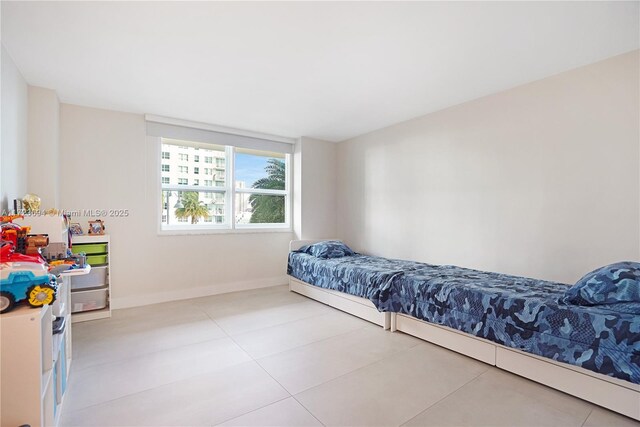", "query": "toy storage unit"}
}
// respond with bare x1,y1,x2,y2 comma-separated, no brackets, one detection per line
0,268,78,427
70,234,112,322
